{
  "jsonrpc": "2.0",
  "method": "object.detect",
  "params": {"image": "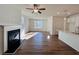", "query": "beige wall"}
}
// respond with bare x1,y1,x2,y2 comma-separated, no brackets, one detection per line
65,17,69,31
53,16,64,35
0,5,21,25
0,26,3,54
